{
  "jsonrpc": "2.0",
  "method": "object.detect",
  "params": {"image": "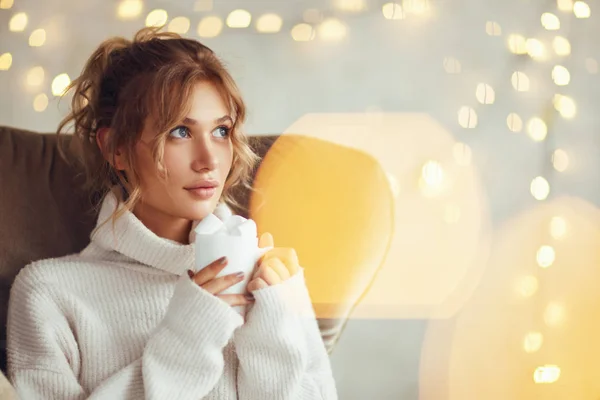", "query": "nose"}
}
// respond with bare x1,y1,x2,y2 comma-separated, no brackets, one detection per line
191,134,218,172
